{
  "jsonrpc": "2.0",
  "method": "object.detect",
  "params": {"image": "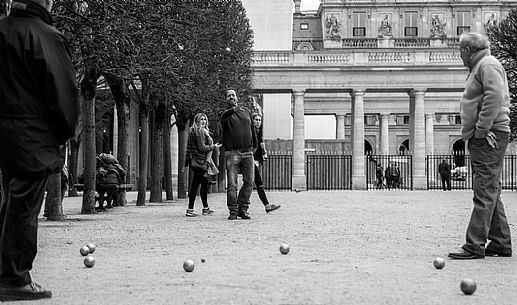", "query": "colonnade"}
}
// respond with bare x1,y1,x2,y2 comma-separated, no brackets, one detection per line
291,88,433,191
